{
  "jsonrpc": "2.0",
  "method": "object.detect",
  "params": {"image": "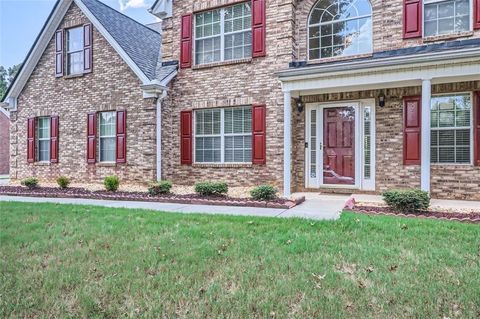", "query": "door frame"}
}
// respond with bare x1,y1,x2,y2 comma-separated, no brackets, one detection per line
305,99,376,190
